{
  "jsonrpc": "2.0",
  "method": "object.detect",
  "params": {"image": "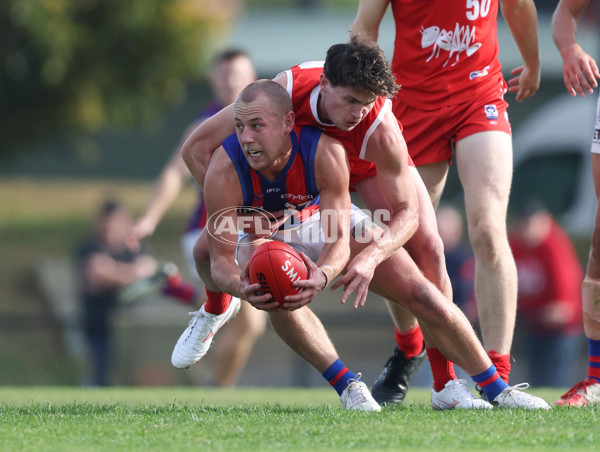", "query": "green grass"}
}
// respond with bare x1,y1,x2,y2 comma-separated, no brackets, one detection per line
0,387,597,451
